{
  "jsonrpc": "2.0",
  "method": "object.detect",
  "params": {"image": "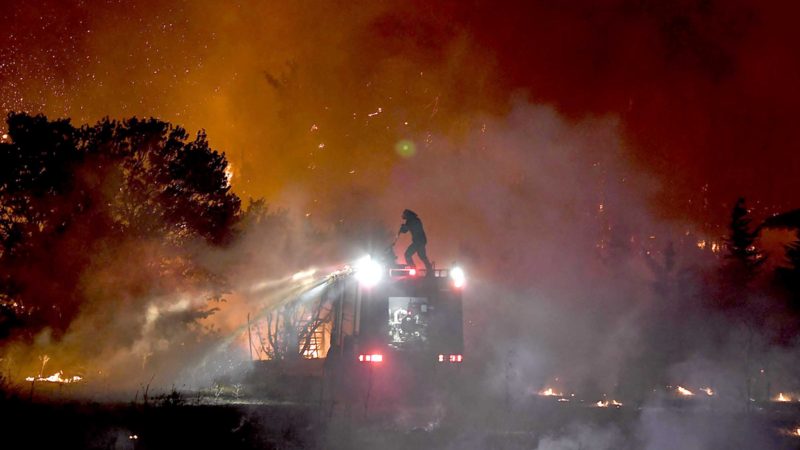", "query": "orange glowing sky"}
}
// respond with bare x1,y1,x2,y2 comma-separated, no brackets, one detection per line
3,0,800,226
